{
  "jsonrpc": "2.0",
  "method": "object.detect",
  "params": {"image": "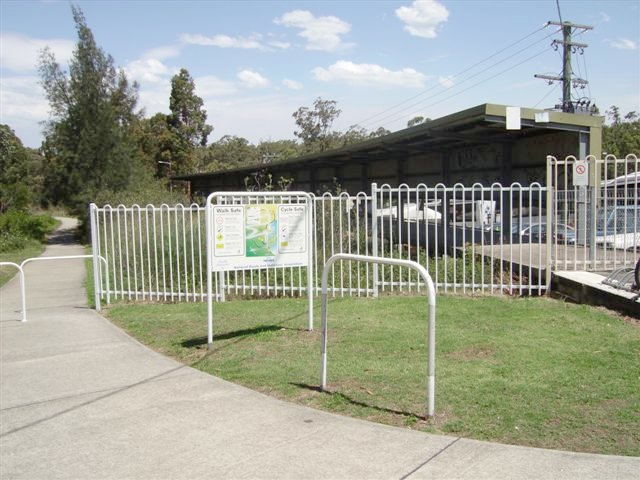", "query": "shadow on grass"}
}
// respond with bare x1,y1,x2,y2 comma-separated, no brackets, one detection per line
291,382,423,420
182,325,284,347
185,309,310,364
